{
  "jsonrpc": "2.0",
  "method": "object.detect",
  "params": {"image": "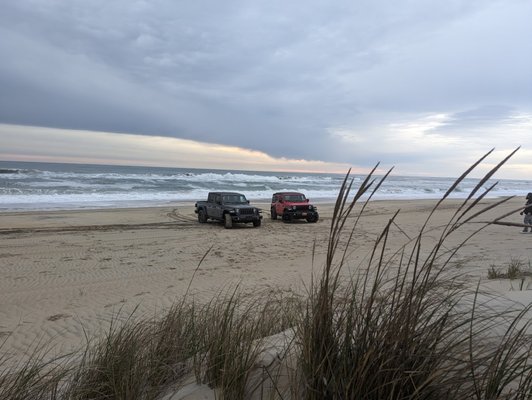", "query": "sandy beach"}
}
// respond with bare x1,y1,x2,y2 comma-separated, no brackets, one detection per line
1,197,531,368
